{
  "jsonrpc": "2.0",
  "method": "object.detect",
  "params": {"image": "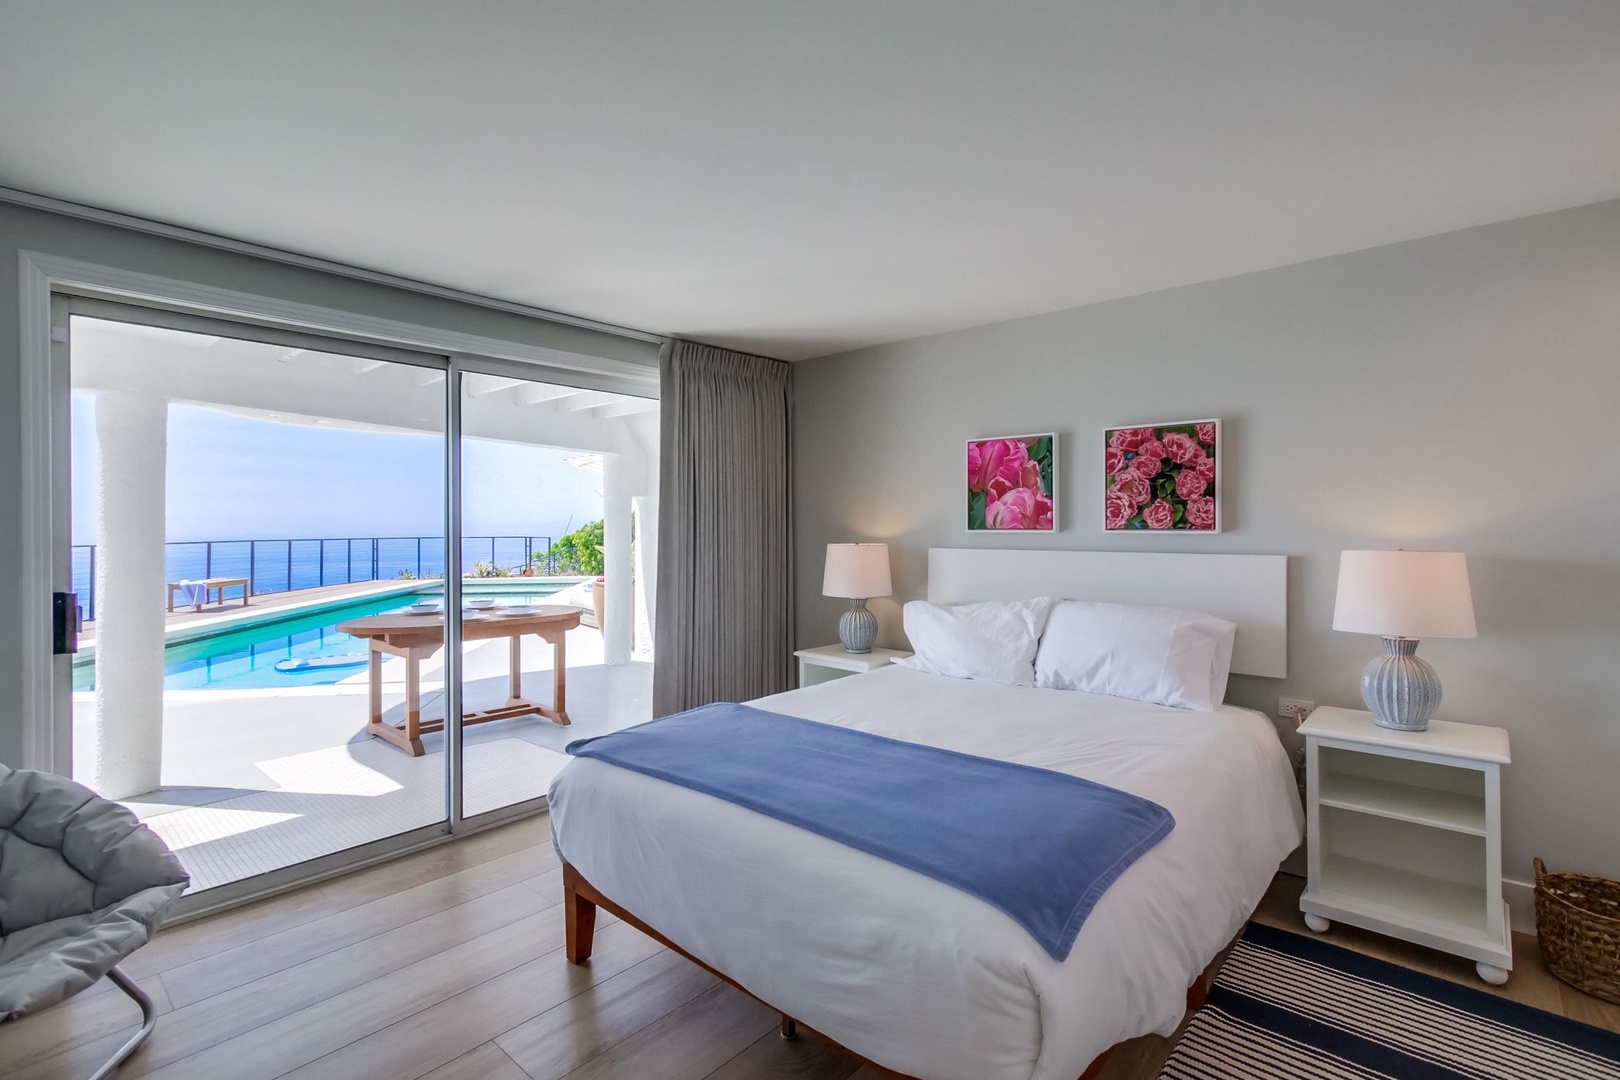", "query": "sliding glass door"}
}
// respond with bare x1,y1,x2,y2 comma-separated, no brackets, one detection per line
59,299,452,897
455,370,658,818
50,298,661,904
